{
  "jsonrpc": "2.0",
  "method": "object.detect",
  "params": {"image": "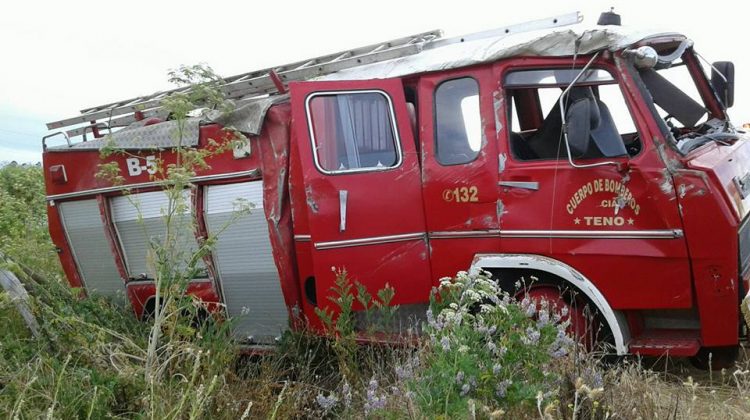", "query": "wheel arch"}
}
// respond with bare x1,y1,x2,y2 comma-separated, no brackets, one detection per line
470,253,631,355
